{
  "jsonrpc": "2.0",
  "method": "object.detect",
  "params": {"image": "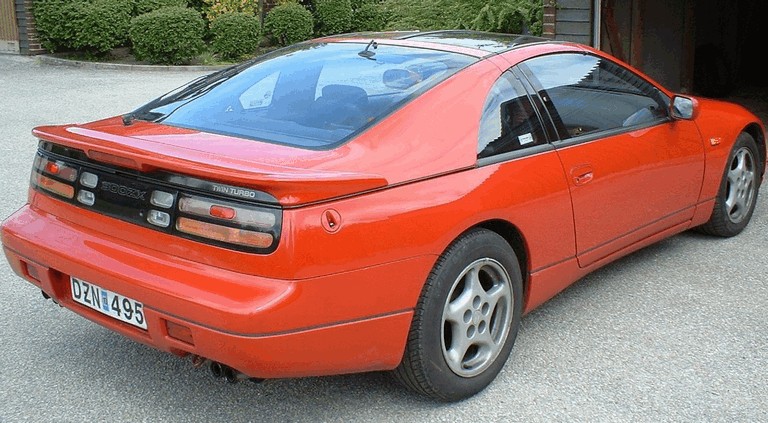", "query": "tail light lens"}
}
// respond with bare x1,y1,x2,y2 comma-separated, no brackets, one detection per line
175,194,279,250
31,155,78,198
